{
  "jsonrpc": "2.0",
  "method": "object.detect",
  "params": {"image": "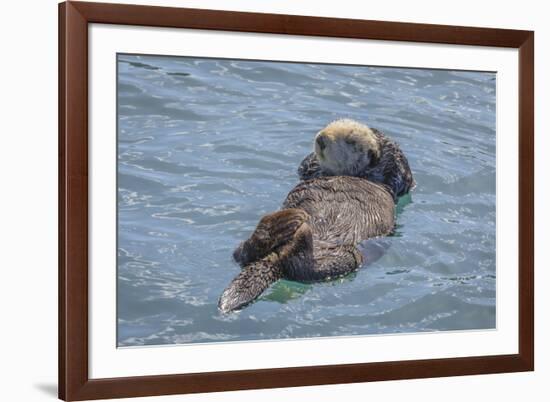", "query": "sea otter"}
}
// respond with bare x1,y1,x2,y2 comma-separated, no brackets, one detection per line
218,176,395,313
218,119,414,313
298,119,415,200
